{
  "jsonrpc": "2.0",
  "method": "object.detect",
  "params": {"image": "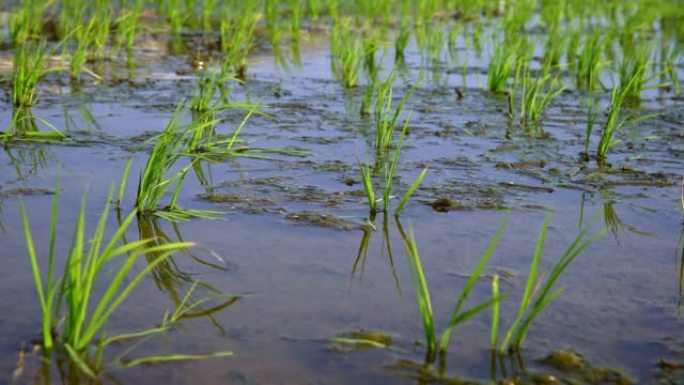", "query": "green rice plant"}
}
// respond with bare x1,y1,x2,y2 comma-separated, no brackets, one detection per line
9,1,42,45
399,215,508,362
190,72,219,112
219,5,261,81
543,26,564,67
362,28,381,78
202,0,220,30
374,80,414,152
499,213,605,352
581,97,599,162
356,154,377,219
487,42,514,93
134,101,221,221
331,18,363,88
618,43,653,100
596,87,626,163
288,0,303,47
490,274,500,351
69,18,98,82
57,0,86,41
12,42,48,108
663,44,681,96
20,183,235,376
394,167,428,217
595,77,655,164
92,11,112,60
415,24,445,64
360,82,375,117
575,29,604,90
395,24,411,63
517,66,565,125
115,0,144,54
382,117,410,213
